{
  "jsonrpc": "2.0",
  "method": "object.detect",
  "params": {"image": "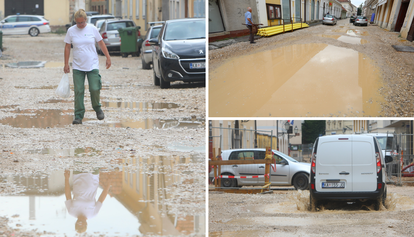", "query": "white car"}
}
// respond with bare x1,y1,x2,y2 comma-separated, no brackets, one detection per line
309,135,393,211
87,14,115,27
0,15,51,37
209,148,310,190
